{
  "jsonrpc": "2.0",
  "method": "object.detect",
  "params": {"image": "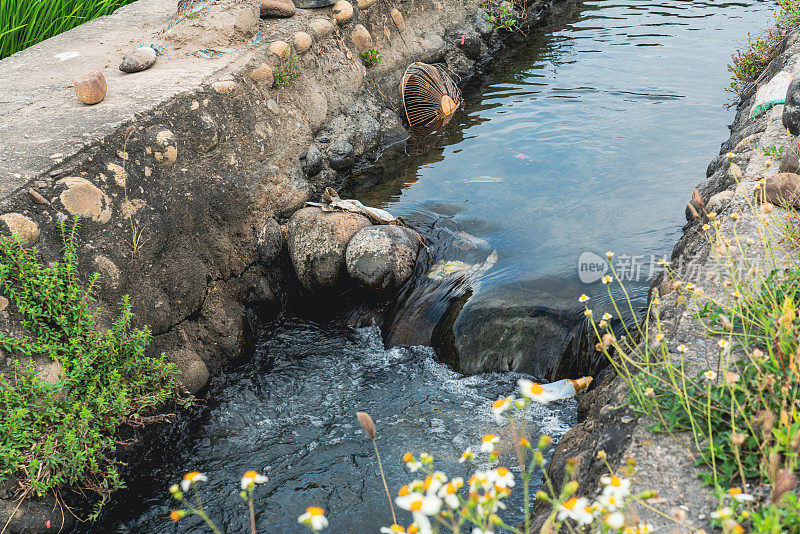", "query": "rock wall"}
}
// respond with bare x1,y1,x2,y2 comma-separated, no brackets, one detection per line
531,28,800,533
0,0,560,531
